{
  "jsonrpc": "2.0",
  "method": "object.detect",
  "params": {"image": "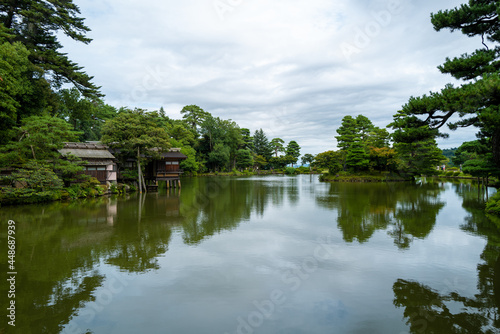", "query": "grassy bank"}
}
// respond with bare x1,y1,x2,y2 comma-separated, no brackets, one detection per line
320,172,410,182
